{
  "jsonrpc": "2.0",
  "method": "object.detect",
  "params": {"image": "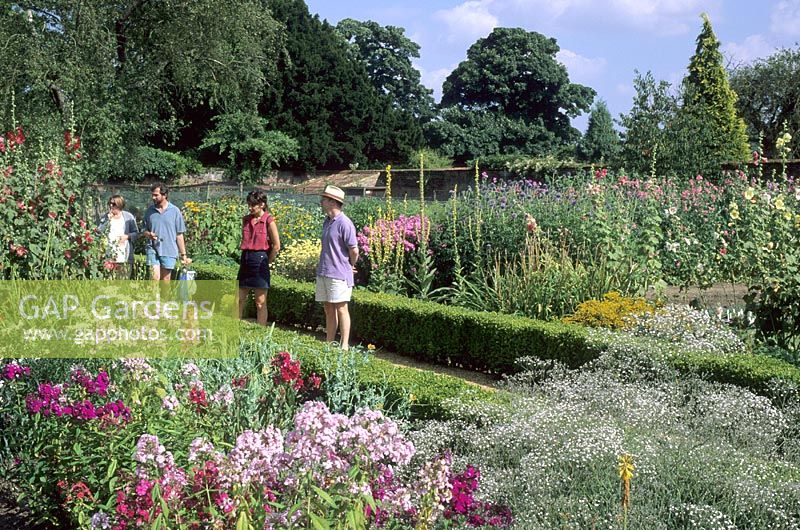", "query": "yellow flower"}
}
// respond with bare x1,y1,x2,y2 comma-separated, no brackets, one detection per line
409,393,417,403
367,343,376,350
743,187,755,201
618,454,635,481
774,194,785,211
728,202,740,220
795,214,800,229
